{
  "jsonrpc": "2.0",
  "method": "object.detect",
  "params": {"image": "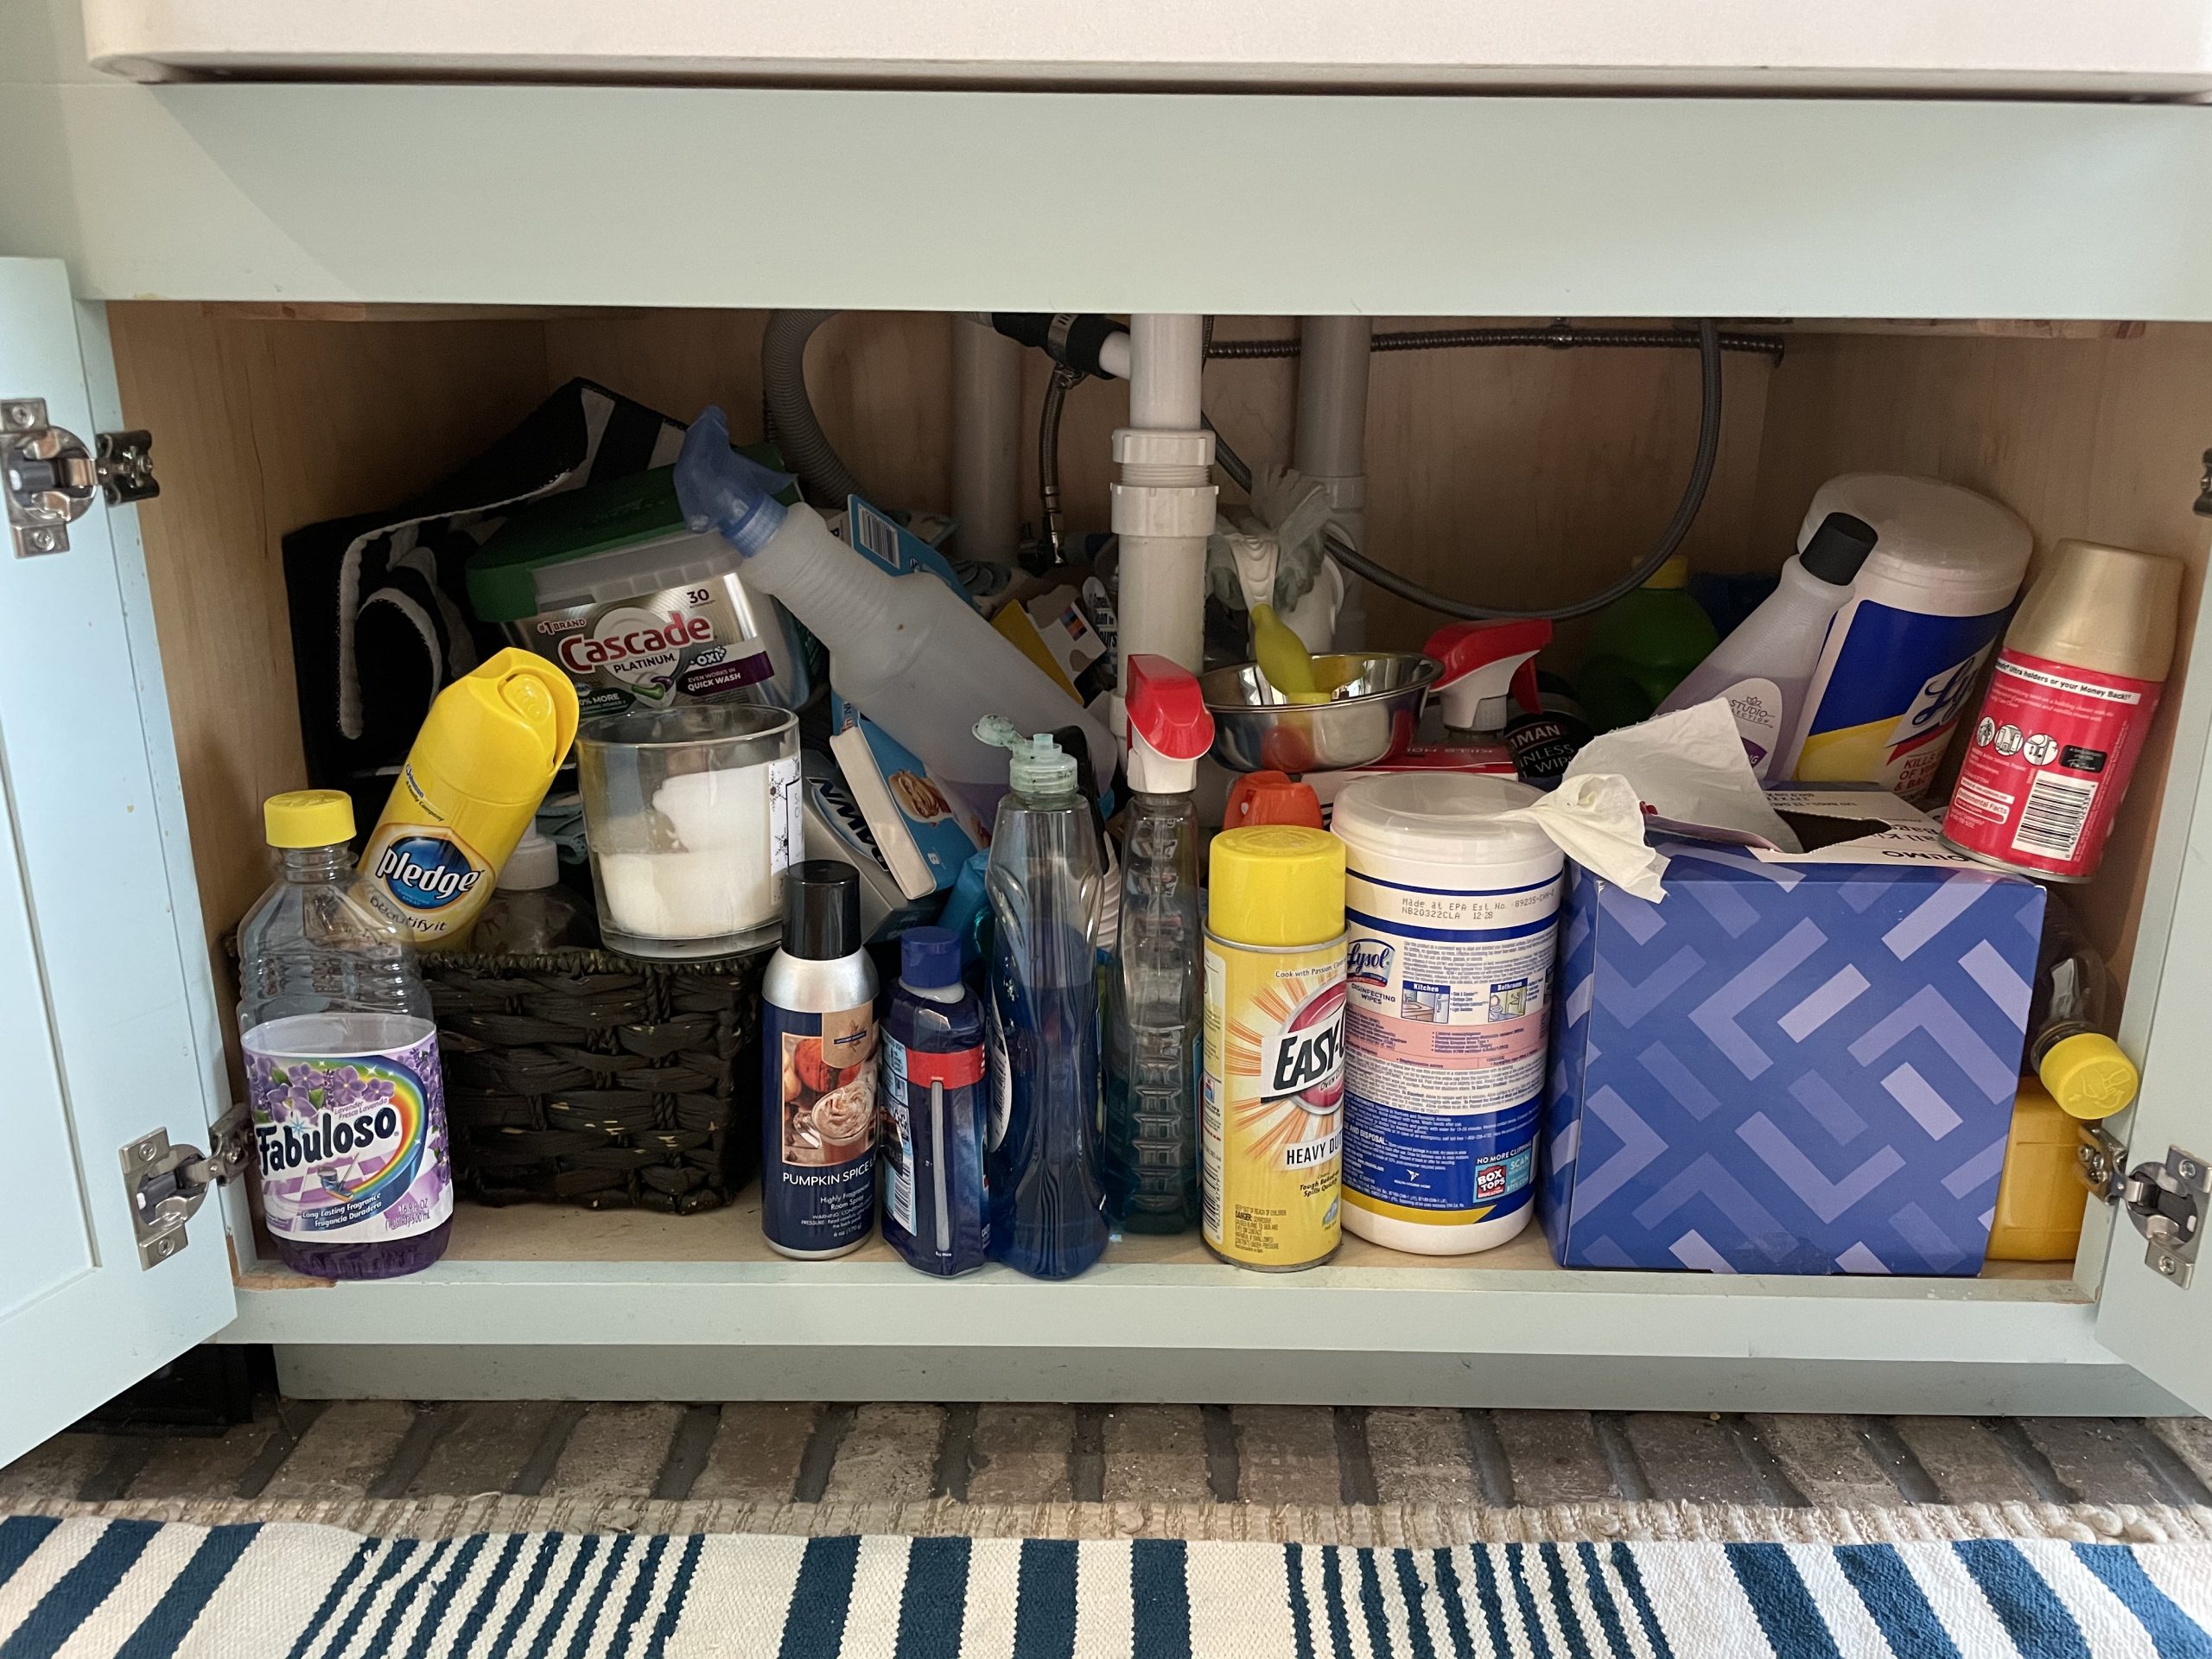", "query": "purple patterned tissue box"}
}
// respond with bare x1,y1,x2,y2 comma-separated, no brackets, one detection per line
1540,789,2045,1275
